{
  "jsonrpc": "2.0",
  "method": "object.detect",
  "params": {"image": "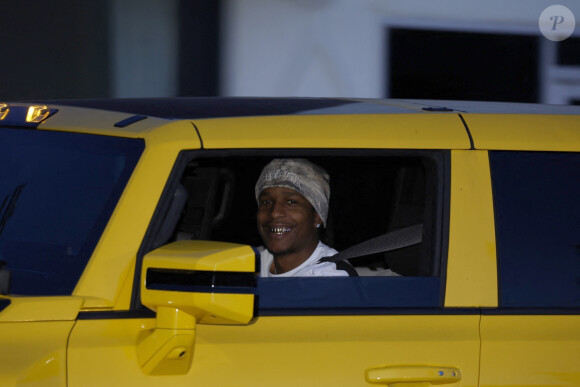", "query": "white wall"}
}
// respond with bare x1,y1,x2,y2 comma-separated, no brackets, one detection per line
221,0,384,97
221,0,580,99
